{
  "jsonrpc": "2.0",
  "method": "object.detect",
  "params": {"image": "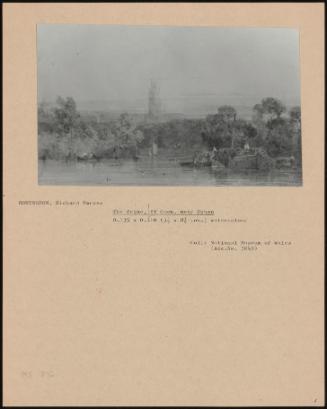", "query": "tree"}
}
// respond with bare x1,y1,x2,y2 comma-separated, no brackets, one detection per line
201,109,259,151
202,113,231,149
289,106,301,127
112,113,145,158
252,98,286,144
54,97,80,156
38,102,56,133
231,119,259,148
289,106,302,165
260,97,286,120
218,105,237,122
264,119,292,157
